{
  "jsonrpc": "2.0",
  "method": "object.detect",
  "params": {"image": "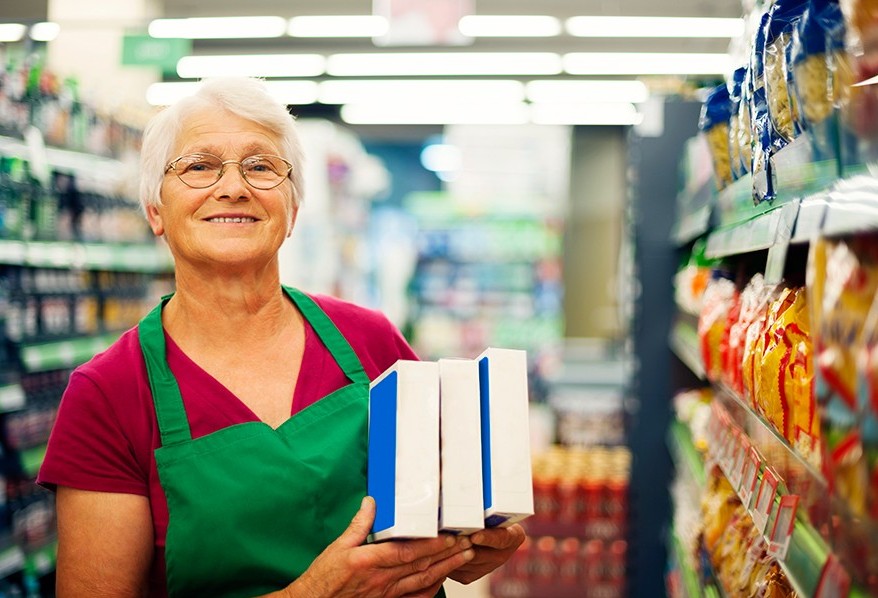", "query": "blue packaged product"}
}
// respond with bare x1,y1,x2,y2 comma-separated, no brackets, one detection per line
699,84,734,189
